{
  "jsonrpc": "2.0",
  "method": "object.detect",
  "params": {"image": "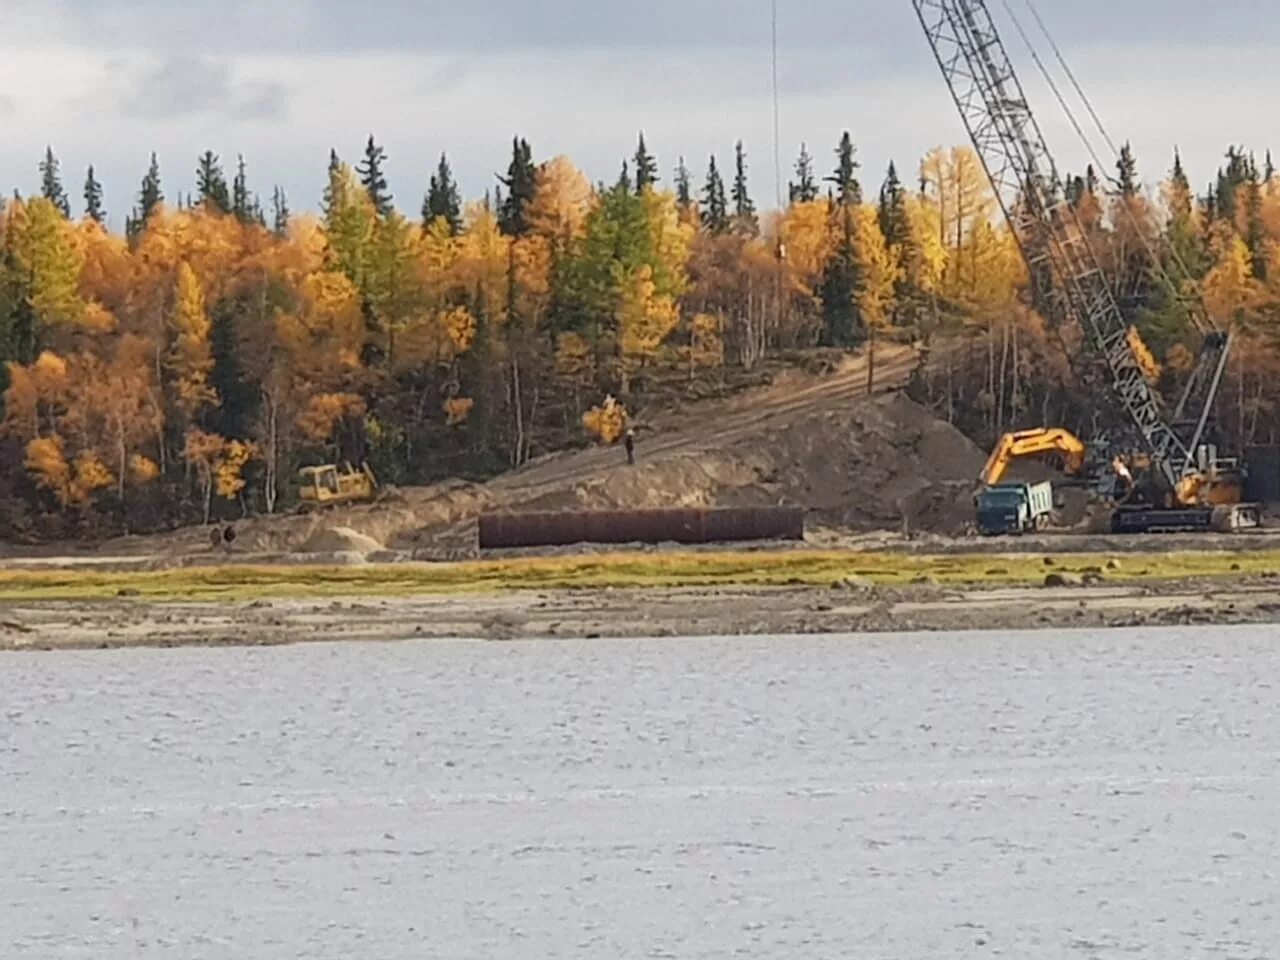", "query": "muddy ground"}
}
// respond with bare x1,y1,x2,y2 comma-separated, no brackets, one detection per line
3,575,1278,652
